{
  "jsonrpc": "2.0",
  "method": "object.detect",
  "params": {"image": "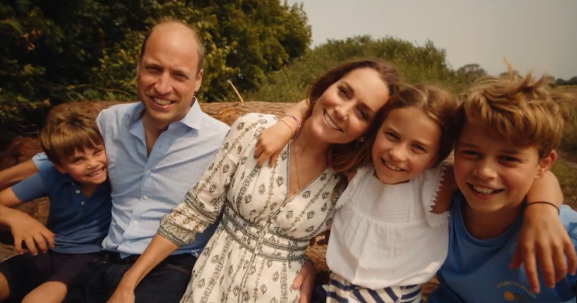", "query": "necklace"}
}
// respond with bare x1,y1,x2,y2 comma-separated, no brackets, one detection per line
292,141,302,190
